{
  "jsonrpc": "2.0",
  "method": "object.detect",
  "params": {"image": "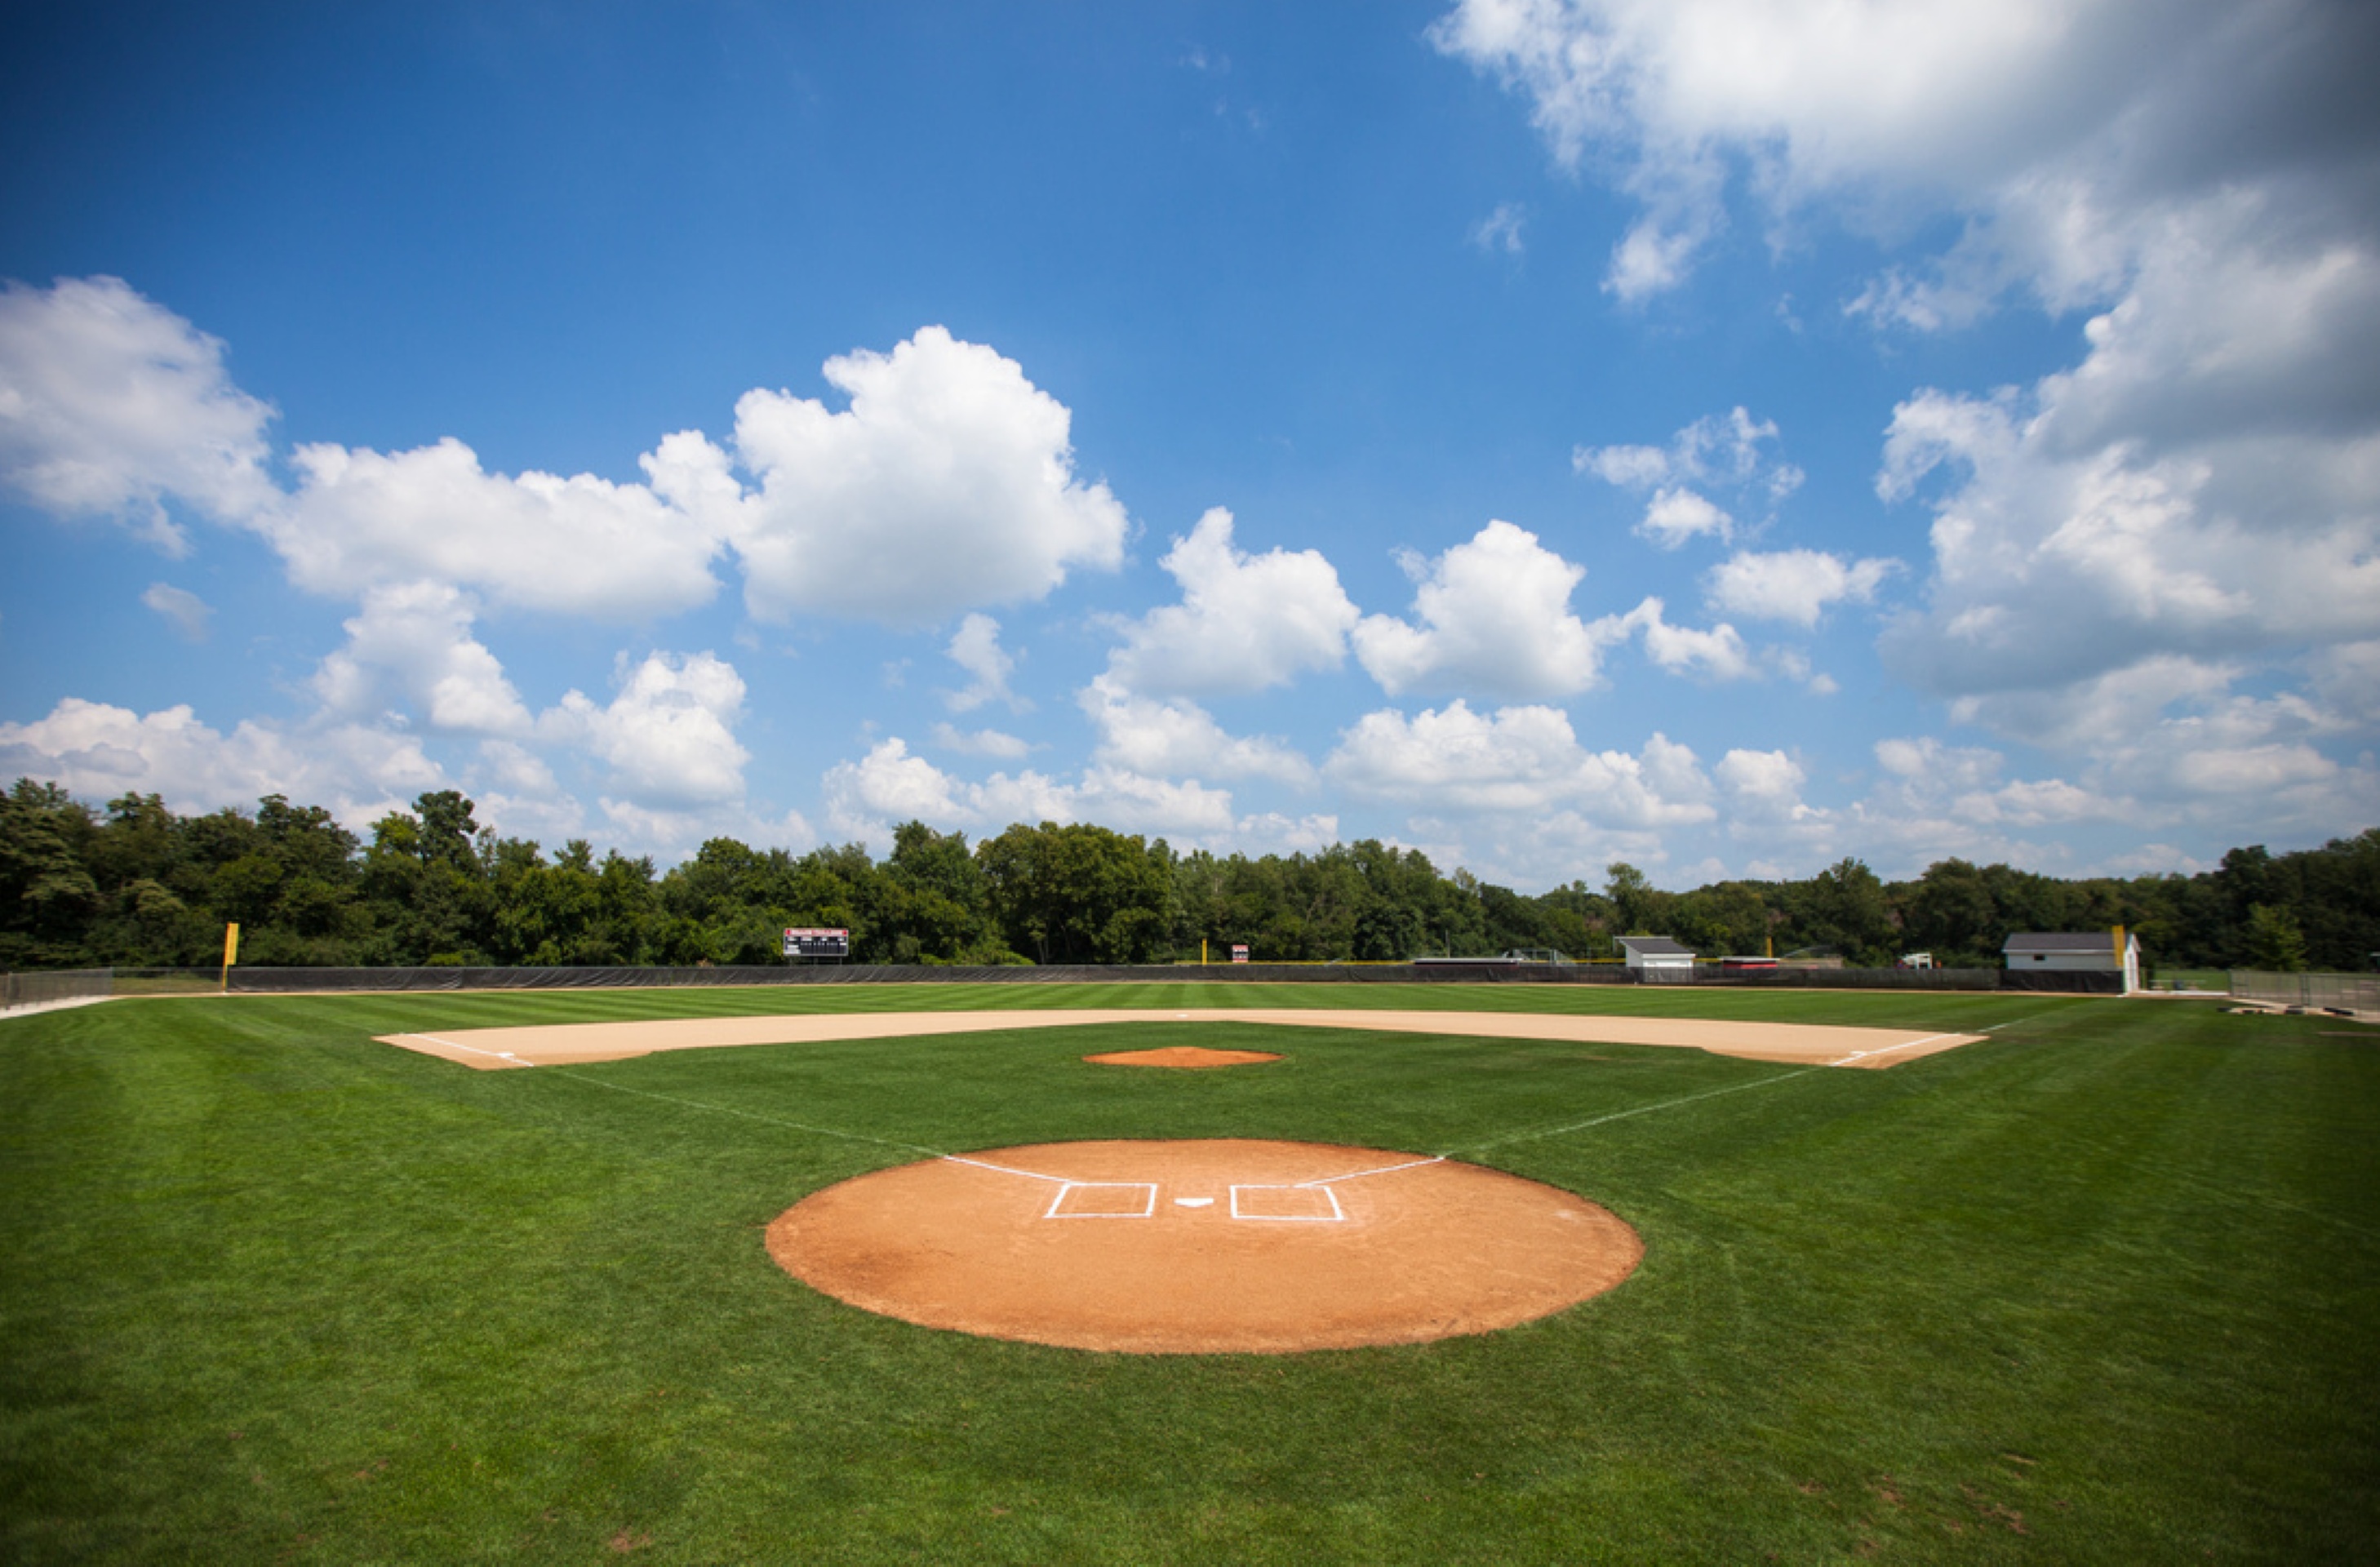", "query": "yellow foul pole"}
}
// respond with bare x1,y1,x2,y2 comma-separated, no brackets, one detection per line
220,921,240,993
